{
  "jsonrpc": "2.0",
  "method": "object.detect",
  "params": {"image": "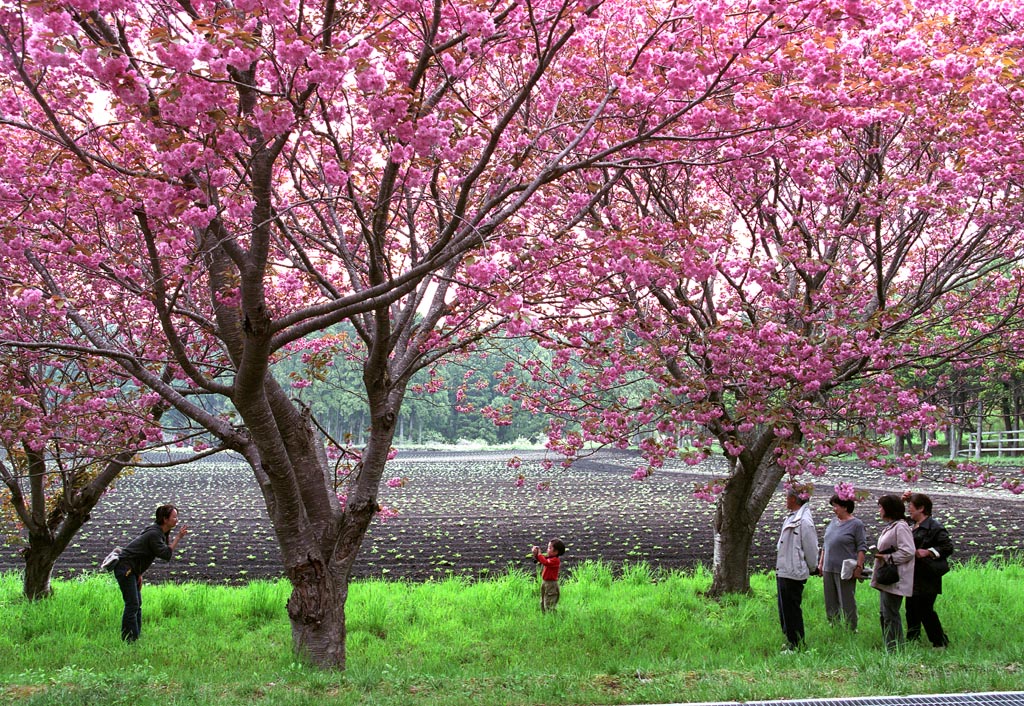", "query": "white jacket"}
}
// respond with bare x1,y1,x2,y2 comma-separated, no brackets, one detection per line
776,503,819,580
